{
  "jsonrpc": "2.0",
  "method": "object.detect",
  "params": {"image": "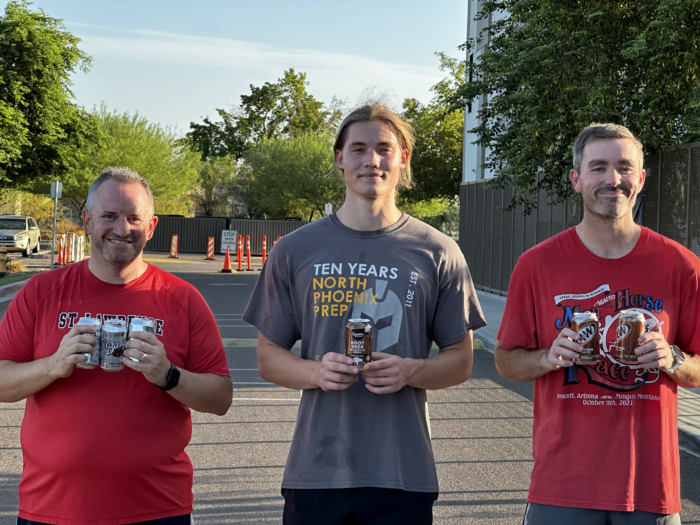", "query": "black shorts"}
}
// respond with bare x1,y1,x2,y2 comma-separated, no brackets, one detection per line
523,503,681,525
282,487,438,525
18,515,191,525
